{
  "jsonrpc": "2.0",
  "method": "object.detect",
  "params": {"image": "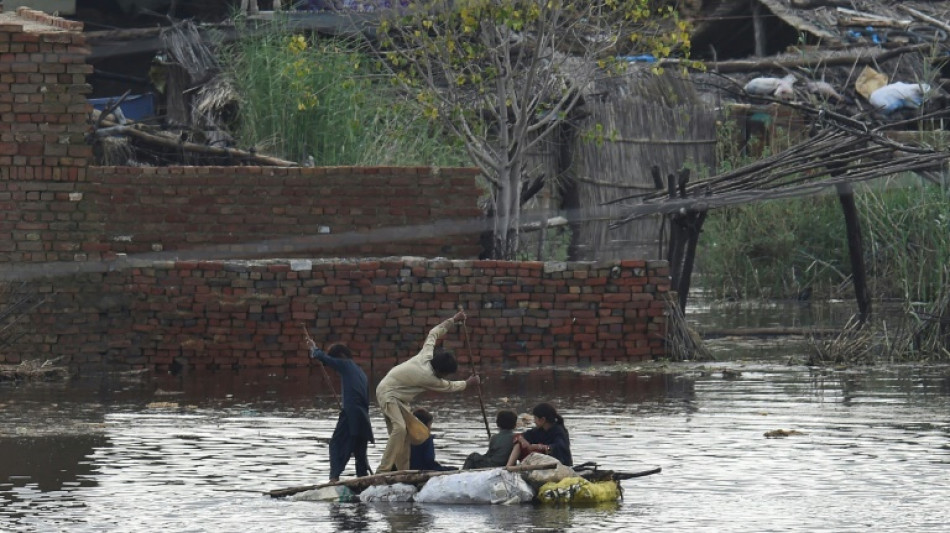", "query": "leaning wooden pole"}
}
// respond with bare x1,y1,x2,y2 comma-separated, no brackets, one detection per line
678,211,707,312
460,306,492,441
836,182,871,324
302,325,342,410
